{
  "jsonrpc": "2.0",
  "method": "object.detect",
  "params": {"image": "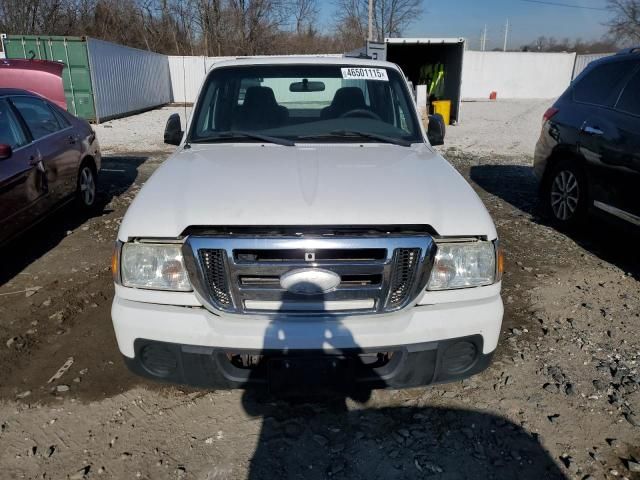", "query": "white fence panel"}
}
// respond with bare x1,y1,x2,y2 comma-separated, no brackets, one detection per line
572,53,615,80
461,51,576,99
169,54,344,104
168,56,209,103
87,38,171,122
170,51,583,103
